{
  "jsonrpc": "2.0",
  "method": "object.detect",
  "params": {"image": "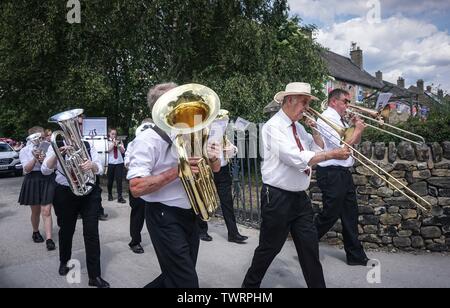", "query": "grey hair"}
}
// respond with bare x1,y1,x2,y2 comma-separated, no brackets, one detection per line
147,82,178,111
